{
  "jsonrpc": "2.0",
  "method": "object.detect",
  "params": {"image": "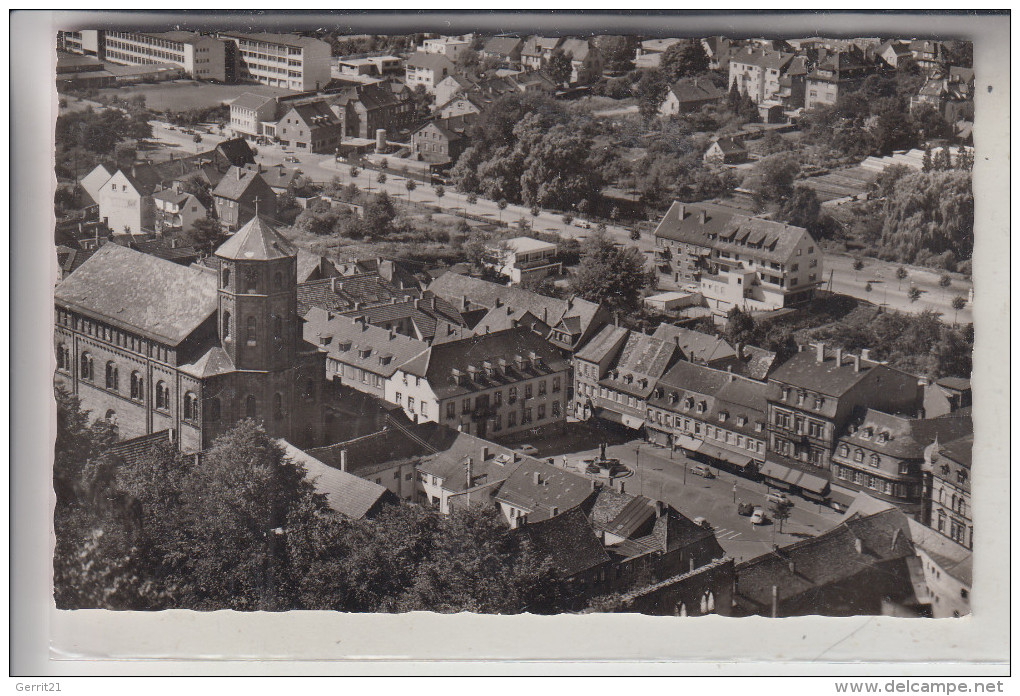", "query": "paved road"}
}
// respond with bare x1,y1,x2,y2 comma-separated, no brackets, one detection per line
823,253,974,324
557,439,844,563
